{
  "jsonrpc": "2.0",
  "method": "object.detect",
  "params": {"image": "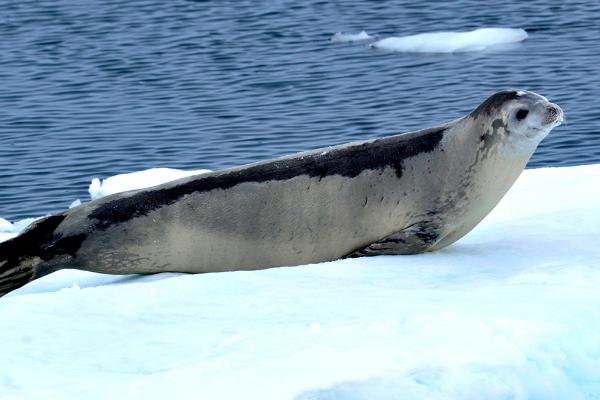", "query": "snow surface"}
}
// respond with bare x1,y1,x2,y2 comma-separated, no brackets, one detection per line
331,31,373,43
1,164,600,399
372,28,528,53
